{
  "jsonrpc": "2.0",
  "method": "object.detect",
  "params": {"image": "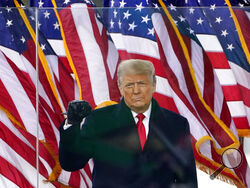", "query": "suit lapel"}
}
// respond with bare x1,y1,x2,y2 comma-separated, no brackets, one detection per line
114,98,142,151
144,98,169,151
114,98,136,128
